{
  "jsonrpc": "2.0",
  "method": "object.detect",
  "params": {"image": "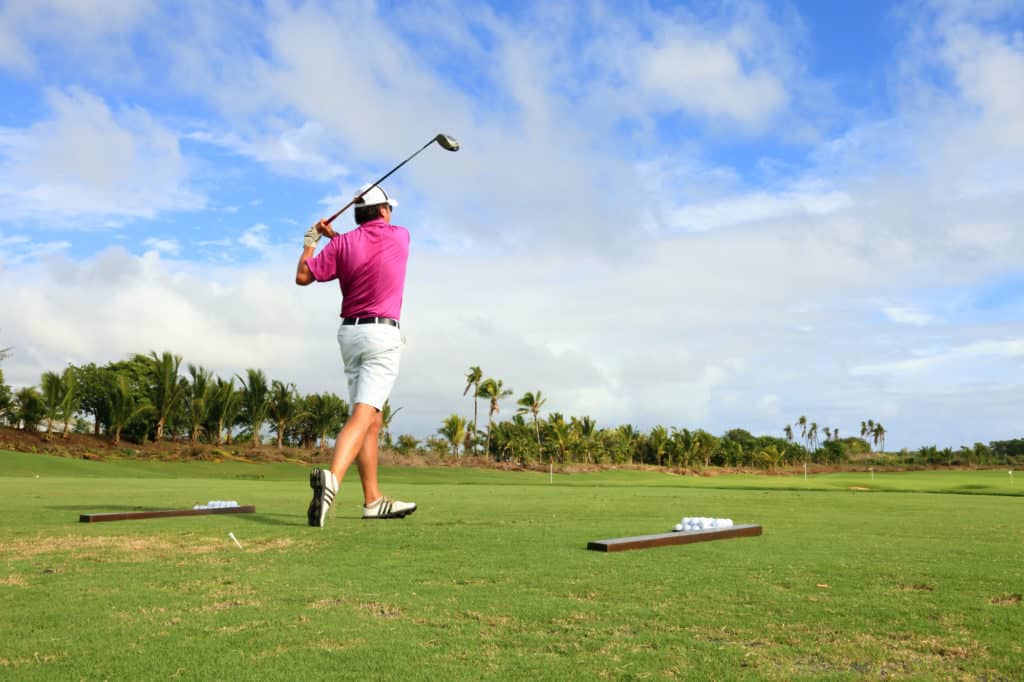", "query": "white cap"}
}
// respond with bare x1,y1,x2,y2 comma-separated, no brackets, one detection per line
354,183,398,208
